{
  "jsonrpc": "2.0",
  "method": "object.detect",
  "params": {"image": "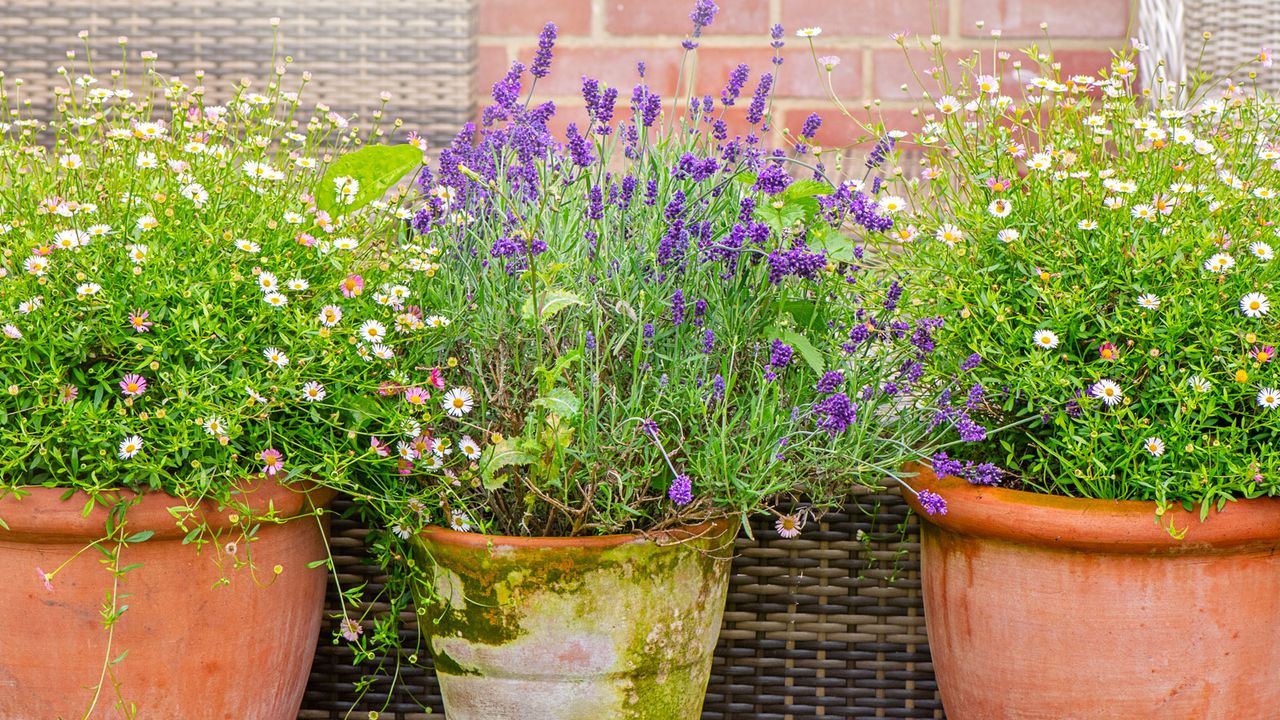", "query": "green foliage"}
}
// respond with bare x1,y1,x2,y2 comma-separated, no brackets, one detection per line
317,144,424,215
